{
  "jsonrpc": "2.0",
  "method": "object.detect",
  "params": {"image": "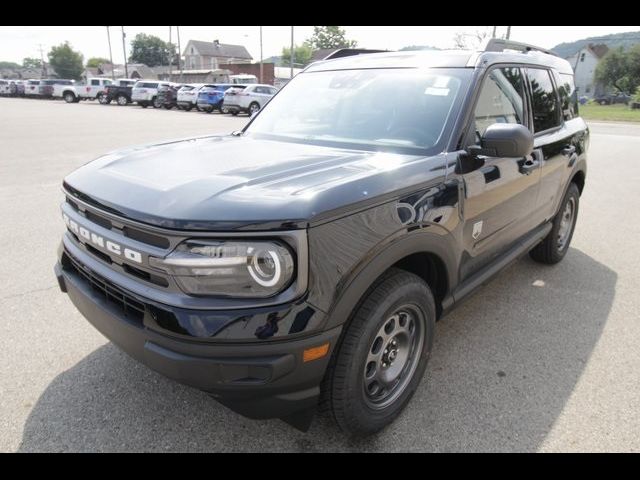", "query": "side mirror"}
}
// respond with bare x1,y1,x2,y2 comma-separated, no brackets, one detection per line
469,123,533,158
